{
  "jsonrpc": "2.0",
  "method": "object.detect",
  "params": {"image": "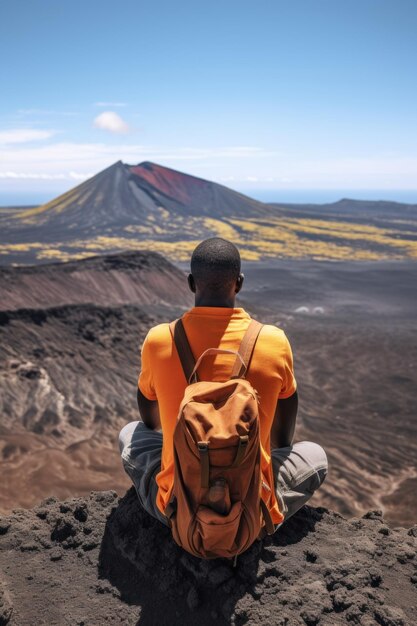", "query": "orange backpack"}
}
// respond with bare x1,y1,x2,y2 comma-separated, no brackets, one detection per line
164,318,275,560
